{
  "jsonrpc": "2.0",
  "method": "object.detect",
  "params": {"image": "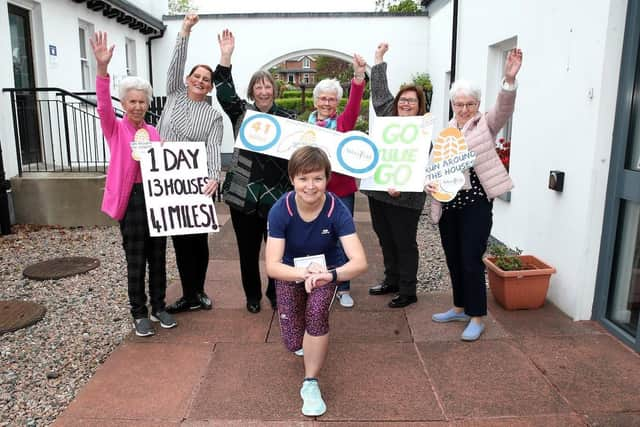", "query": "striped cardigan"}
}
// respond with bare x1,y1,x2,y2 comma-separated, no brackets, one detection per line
156,34,223,181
